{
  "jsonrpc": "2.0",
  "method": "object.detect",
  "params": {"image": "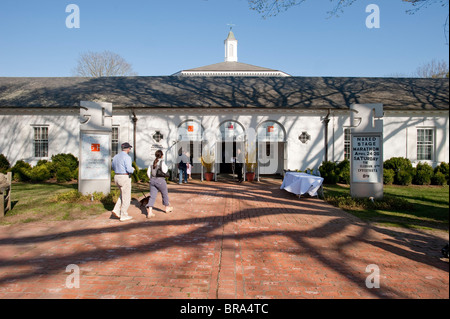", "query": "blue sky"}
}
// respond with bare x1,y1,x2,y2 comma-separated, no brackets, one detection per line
0,0,448,77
